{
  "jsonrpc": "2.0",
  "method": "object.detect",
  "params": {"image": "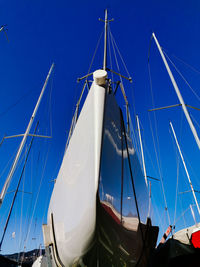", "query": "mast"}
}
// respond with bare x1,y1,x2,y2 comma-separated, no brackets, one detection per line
170,122,200,216
103,9,108,70
152,33,200,150
0,63,54,207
